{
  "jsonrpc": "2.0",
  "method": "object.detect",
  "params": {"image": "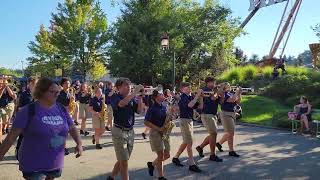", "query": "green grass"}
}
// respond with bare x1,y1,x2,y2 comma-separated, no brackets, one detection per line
241,95,291,127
